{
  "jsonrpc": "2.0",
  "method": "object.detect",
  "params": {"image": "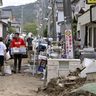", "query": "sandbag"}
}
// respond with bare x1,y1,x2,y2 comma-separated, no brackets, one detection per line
4,65,12,75
6,51,11,60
